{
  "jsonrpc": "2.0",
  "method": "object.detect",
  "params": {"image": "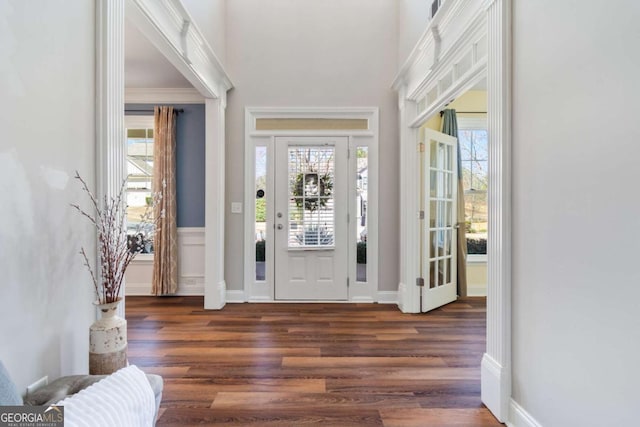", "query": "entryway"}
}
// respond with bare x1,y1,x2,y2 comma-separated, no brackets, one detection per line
243,108,379,303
